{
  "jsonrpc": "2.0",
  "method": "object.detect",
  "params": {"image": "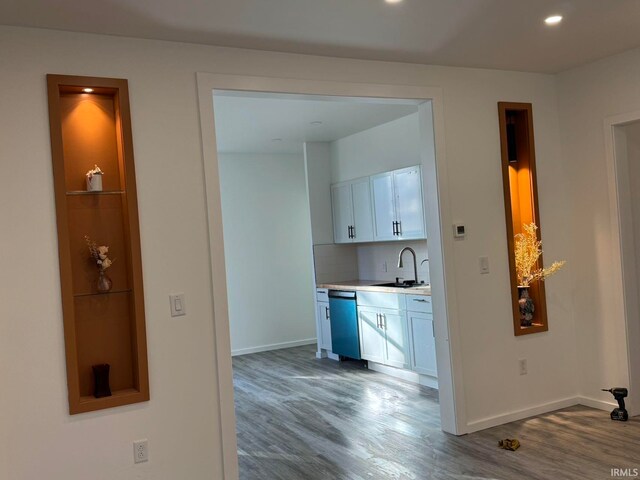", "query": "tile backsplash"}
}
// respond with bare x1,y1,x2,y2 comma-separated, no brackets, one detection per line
313,244,359,284
313,240,429,285
356,240,429,284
